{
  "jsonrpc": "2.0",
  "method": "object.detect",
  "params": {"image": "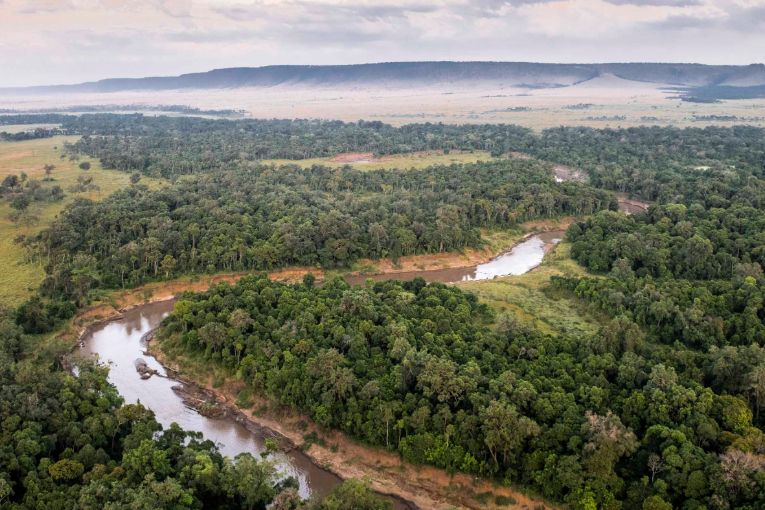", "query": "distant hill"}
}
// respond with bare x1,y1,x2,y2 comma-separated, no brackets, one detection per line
3,62,765,99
